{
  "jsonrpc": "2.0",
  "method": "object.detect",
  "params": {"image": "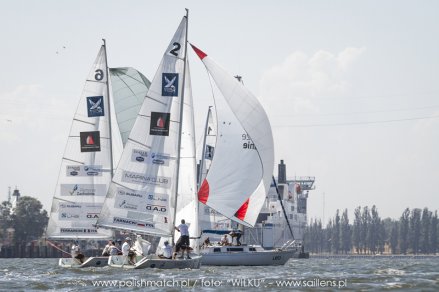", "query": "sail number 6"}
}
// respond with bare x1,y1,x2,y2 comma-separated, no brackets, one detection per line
95,69,104,81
